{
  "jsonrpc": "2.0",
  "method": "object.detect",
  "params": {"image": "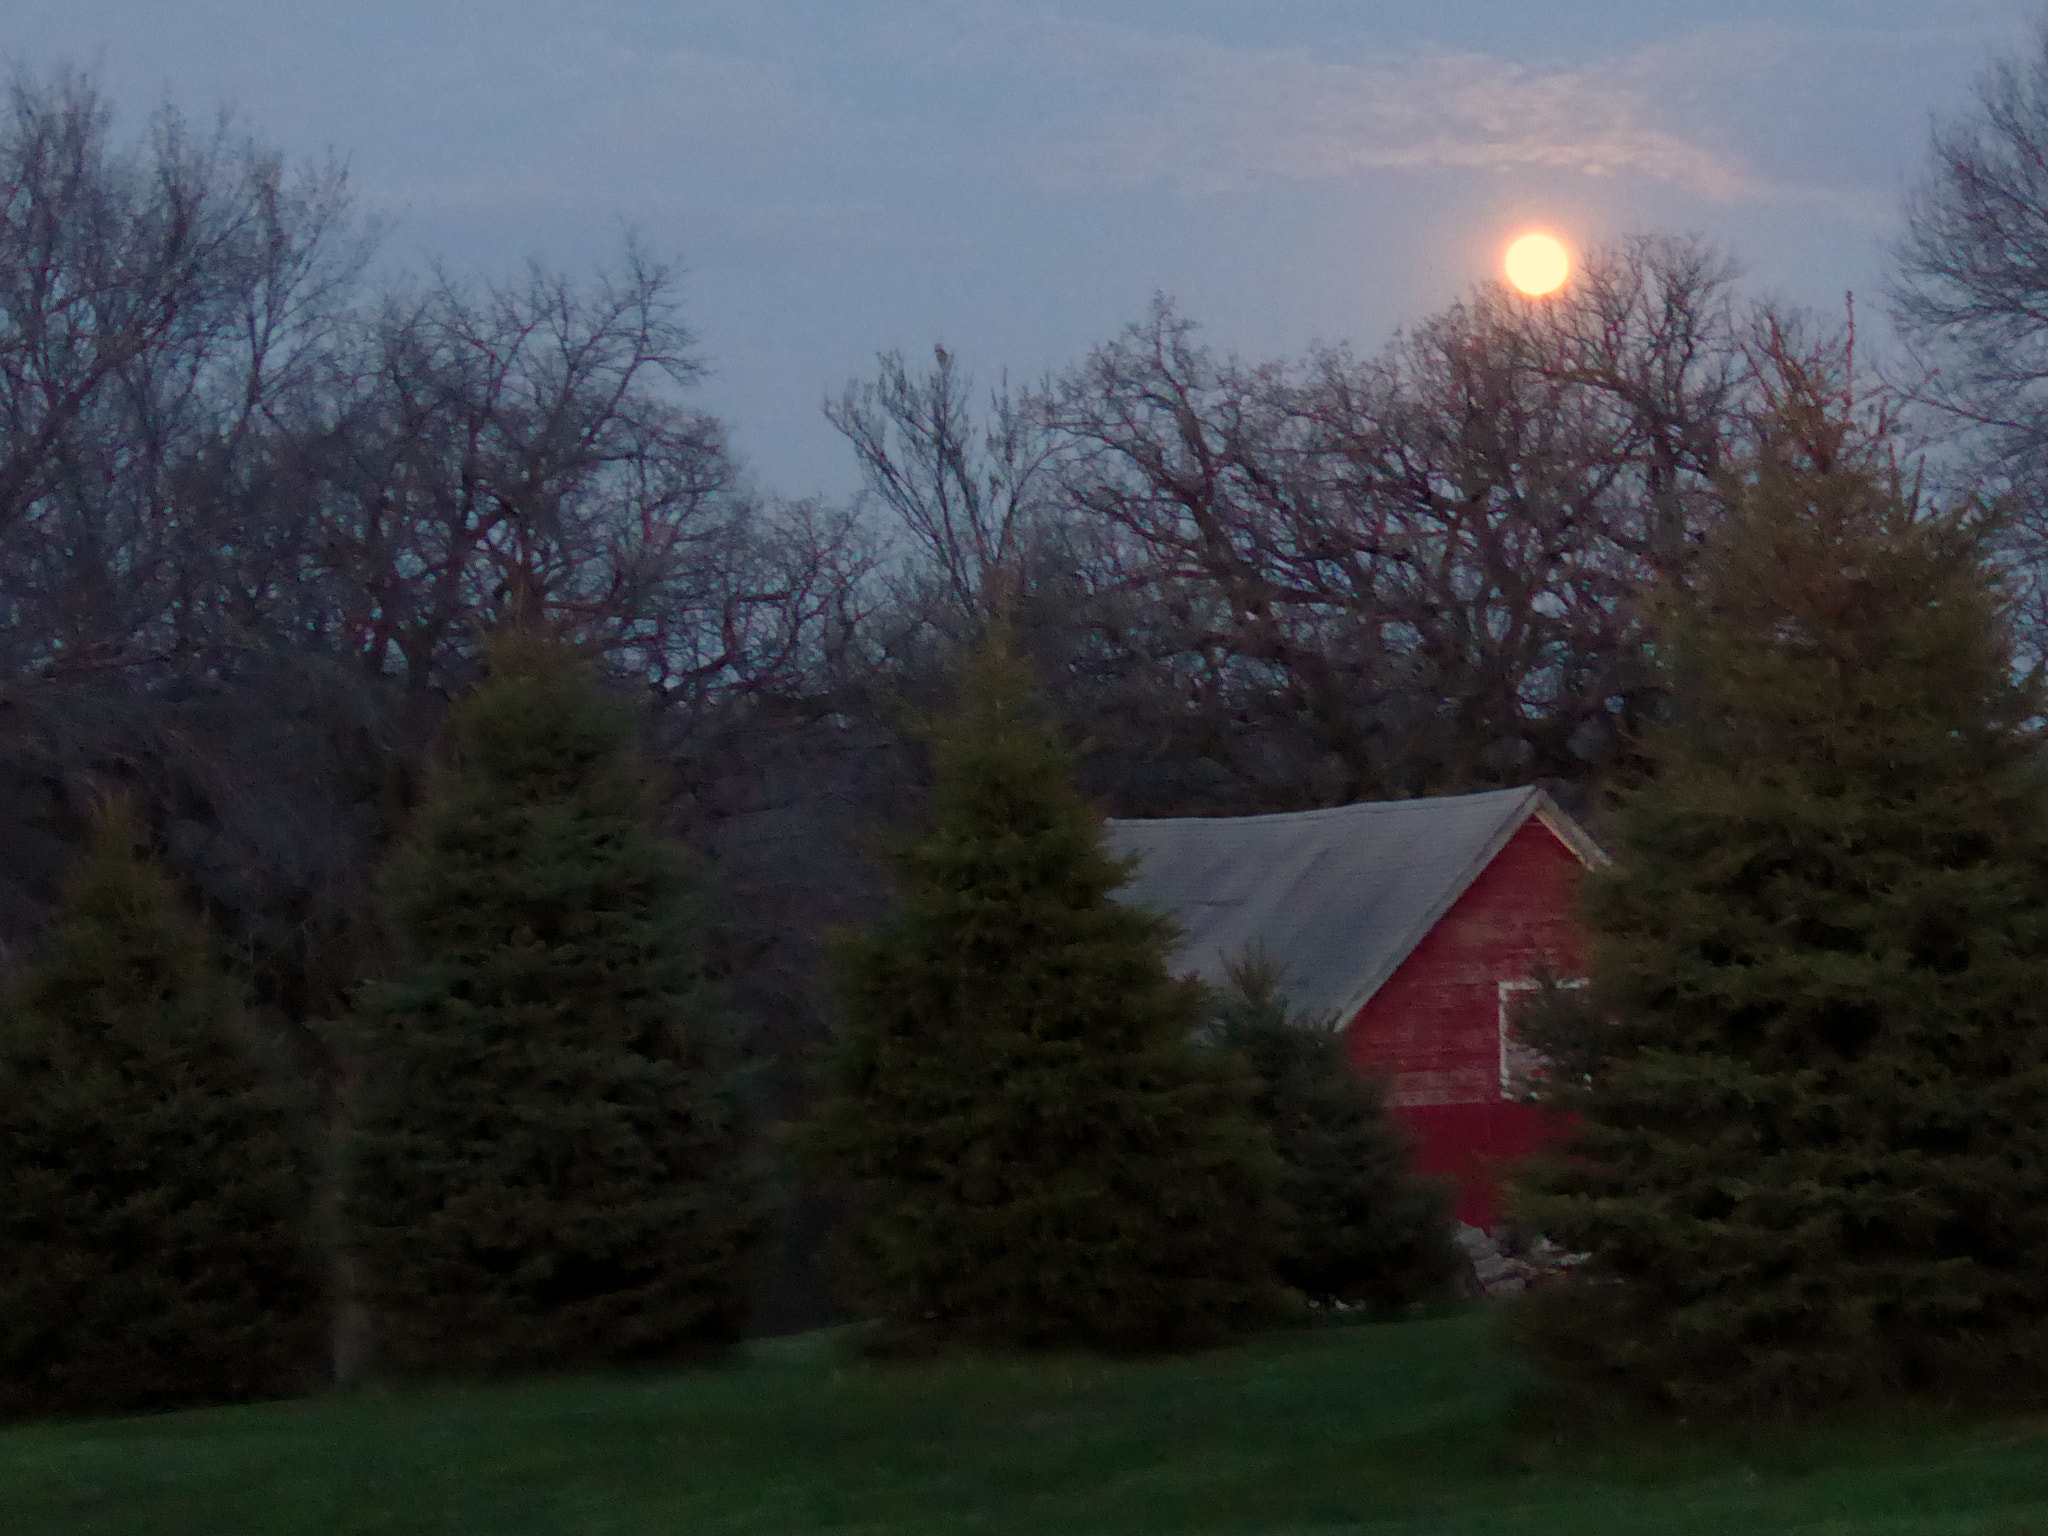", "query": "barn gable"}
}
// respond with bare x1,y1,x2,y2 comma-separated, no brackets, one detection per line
1103,786,1603,1027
